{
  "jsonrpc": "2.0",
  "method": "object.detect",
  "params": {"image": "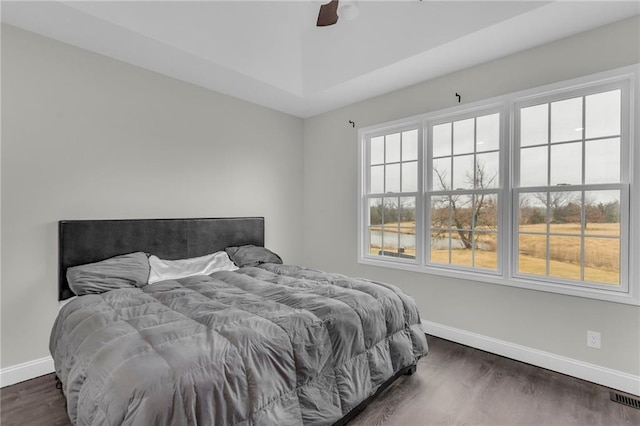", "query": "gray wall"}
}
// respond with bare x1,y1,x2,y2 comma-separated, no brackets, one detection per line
303,17,640,375
0,25,304,368
2,16,640,377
